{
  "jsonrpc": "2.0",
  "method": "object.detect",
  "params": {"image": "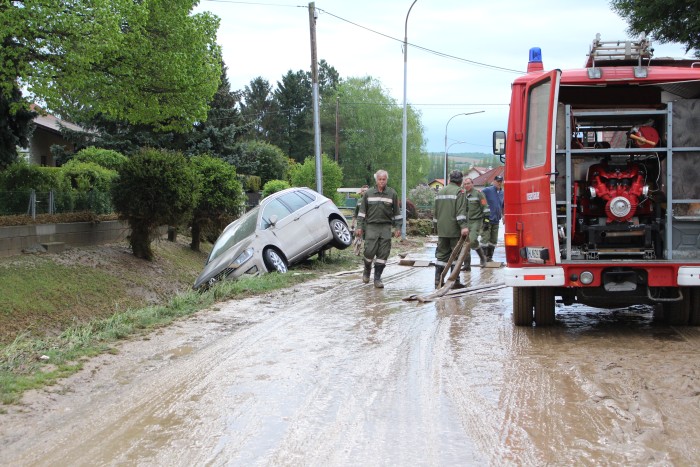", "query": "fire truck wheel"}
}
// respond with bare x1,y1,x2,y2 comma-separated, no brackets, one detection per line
512,287,534,326
663,287,690,325
534,288,556,326
688,287,700,326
